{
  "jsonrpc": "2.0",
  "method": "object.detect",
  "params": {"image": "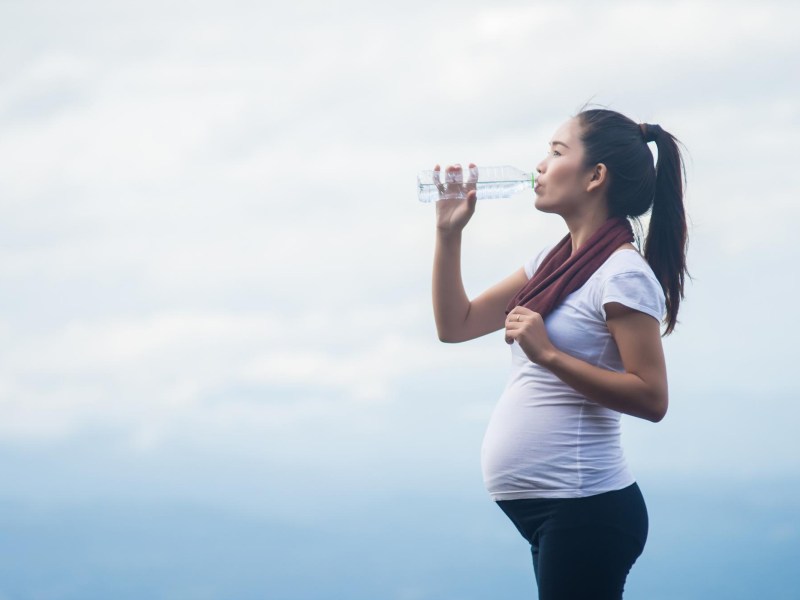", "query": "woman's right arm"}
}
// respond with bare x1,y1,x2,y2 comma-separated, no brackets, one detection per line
432,164,529,343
